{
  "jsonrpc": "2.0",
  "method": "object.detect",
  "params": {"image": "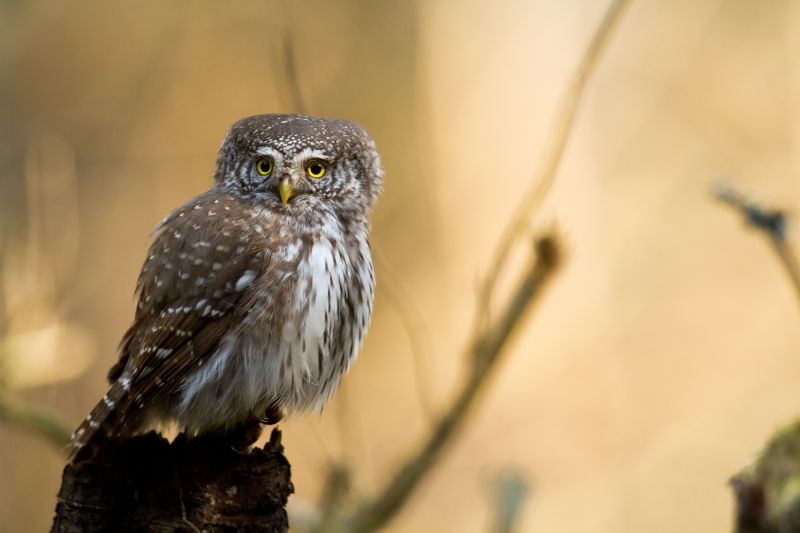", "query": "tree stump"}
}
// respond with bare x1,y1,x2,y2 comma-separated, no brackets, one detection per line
51,428,292,532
